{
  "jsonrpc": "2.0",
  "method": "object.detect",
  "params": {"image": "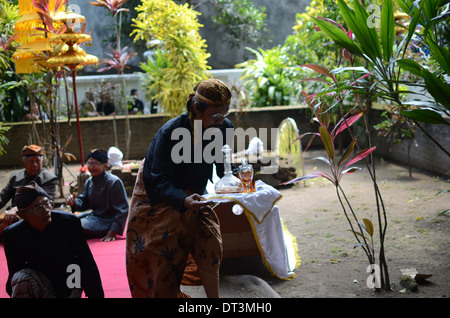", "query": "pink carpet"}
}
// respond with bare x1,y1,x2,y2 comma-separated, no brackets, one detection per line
0,236,131,298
